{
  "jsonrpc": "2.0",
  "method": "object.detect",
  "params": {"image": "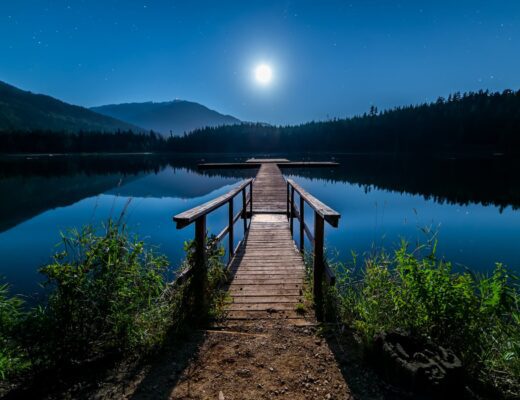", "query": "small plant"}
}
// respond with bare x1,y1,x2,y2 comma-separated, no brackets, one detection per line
179,235,227,322
0,283,29,380
295,302,306,315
